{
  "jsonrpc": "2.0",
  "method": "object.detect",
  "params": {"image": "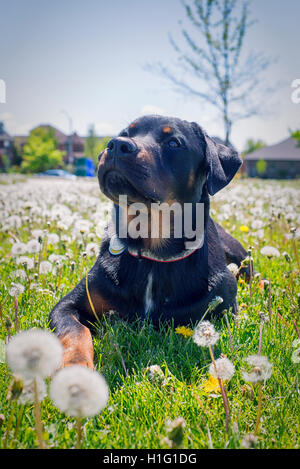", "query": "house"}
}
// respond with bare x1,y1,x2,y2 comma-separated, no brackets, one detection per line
16,125,86,165
0,122,14,170
244,137,300,179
